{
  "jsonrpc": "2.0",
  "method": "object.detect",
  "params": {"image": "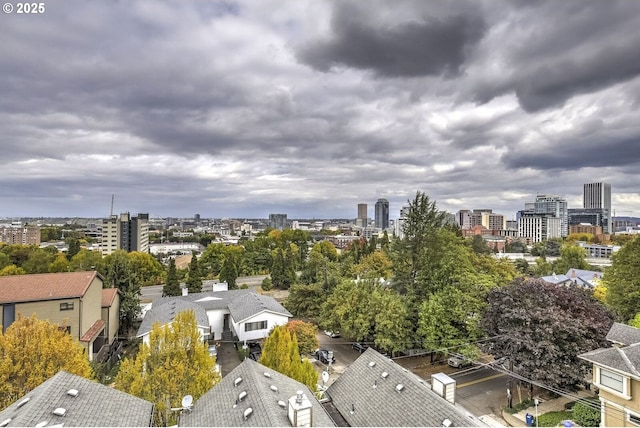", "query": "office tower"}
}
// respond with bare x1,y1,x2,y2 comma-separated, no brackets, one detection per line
534,194,568,237
517,211,562,243
375,198,390,229
101,212,149,256
356,203,368,227
269,213,288,230
583,182,612,234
